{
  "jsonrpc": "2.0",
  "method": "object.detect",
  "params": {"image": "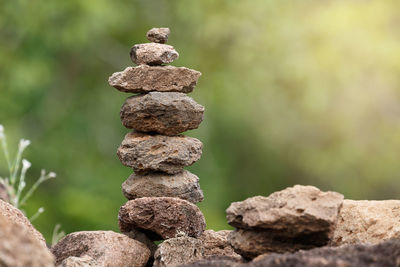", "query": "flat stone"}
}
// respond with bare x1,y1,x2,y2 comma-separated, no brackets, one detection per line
226,185,344,237
59,255,97,267
51,231,150,267
332,199,400,246
108,65,201,93
122,170,203,203
0,212,55,267
120,92,204,135
117,132,202,174
153,236,204,267
228,229,323,259
0,199,46,246
147,28,170,43
130,43,178,65
118,197,206,240
199,230,242,260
